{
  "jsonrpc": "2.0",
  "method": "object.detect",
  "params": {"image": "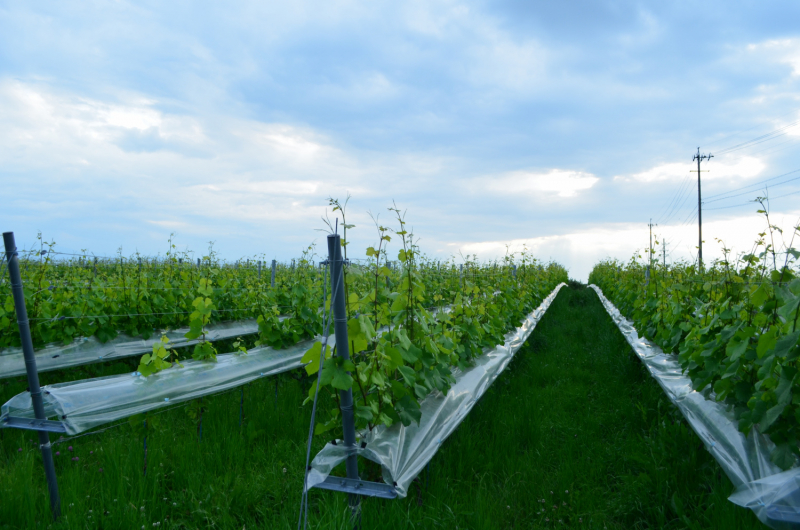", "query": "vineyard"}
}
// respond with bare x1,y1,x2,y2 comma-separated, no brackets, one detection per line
1,210,798,528
589,225,800,471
